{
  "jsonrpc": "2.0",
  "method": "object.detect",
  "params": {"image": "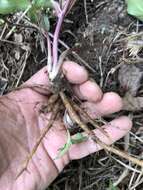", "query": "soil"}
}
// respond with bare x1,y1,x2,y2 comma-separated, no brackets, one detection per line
0,0,143,189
